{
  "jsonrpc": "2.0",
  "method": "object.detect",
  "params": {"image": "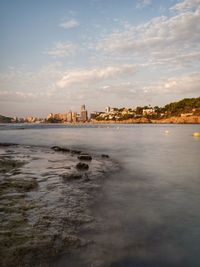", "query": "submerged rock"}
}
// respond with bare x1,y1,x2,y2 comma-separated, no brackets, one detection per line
51,146,70,152
76,162,89,170
71,149,82,154
78,154,92,161
101,154,109,158
61,172,83,180
0,143,17,147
